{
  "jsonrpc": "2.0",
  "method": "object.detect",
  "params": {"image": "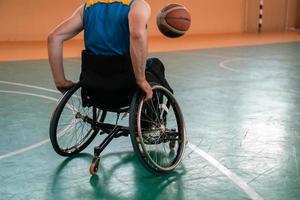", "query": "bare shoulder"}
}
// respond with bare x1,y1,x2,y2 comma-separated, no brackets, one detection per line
131,0,151,13
130,0,151,17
